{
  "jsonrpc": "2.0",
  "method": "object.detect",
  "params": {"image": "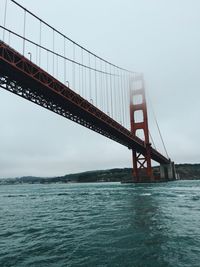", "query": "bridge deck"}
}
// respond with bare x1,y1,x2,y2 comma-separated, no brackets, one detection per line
0,41,169,164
